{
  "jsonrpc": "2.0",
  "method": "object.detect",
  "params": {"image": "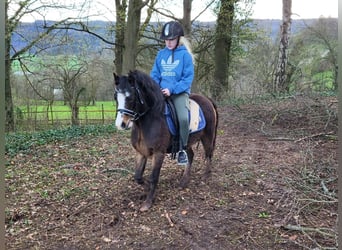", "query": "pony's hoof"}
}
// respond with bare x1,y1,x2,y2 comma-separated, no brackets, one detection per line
179,179,189,189
140,201,152,212
135,178,144,185
202,170,211,181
